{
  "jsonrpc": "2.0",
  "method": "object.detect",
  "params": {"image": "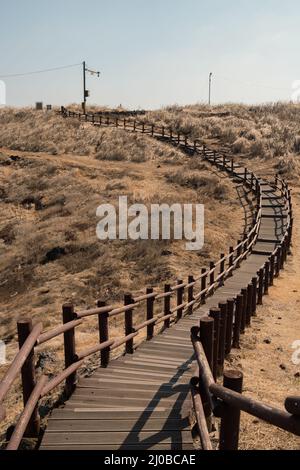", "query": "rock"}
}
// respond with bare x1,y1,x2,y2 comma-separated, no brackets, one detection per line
253,419,260,425
264,338,272,344
36,351,56,371
161,250,172,256
39,287,50,295
280,364,287,371
294,372,300,378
